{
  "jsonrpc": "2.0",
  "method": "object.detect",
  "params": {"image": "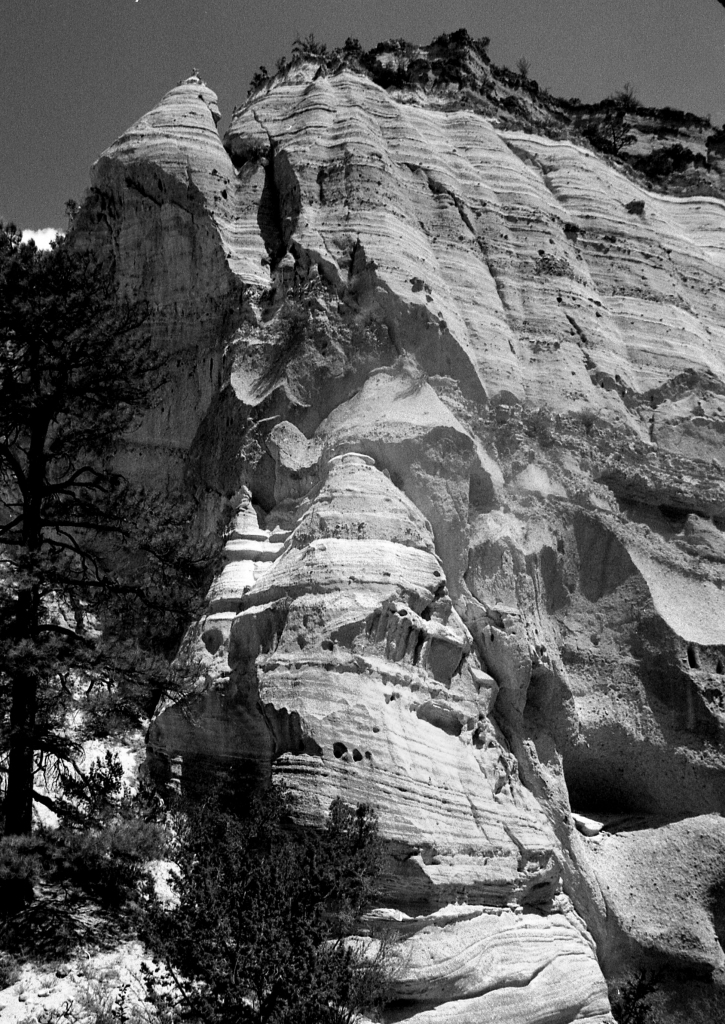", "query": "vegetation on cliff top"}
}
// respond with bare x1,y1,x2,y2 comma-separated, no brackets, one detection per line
244,29,723,201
